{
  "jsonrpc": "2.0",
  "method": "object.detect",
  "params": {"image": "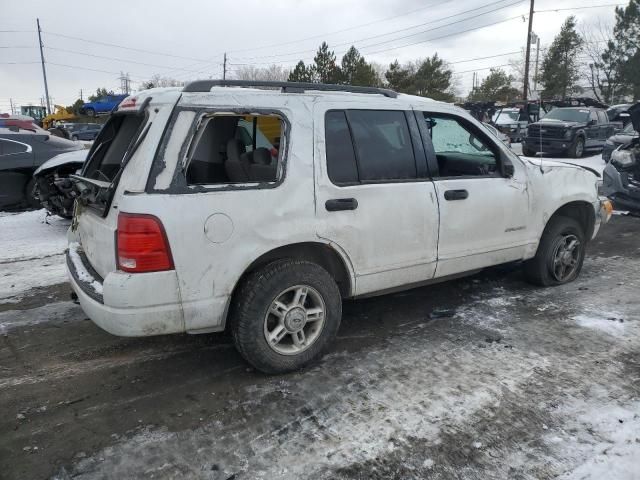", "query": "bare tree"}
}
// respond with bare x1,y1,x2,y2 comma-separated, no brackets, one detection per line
141,75,185,89
581,21,622,103
233,64,290,82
